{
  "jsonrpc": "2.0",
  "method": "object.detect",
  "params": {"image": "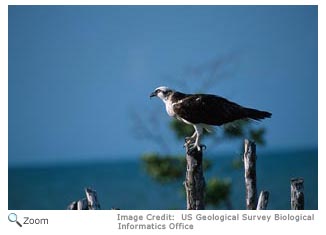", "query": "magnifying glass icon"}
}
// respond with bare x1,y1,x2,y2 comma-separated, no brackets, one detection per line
8,213,22,227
